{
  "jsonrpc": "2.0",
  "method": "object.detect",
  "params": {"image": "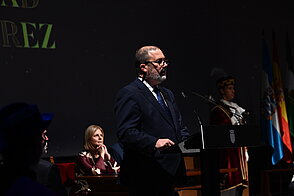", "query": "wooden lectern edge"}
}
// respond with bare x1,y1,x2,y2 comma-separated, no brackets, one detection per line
186,168,238,176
